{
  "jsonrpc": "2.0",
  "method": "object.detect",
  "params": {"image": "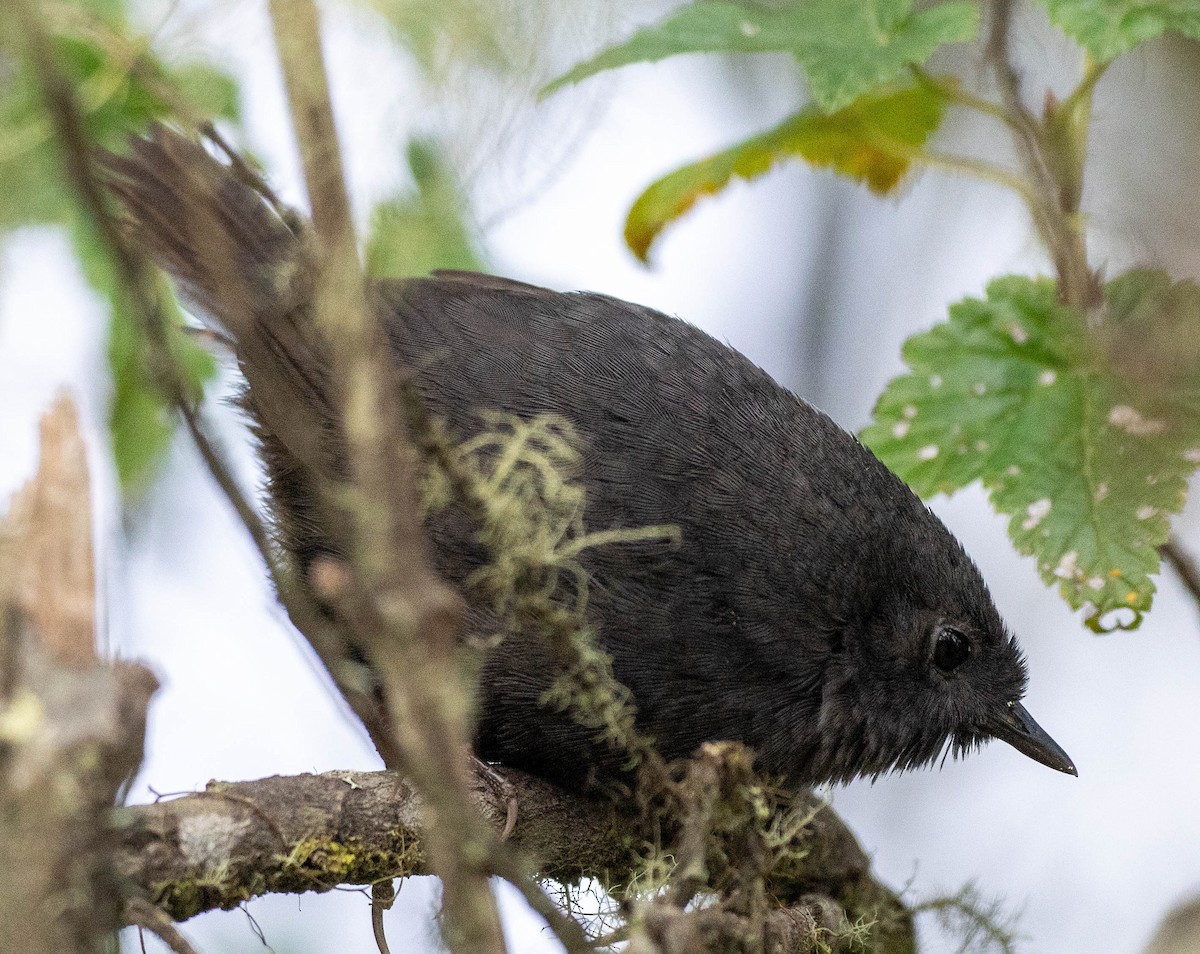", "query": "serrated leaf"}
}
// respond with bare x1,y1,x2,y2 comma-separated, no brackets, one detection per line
862,273,1200,632
542,0,978,112
625,80,947,261
366,139,483,277
1039,0,1200,61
